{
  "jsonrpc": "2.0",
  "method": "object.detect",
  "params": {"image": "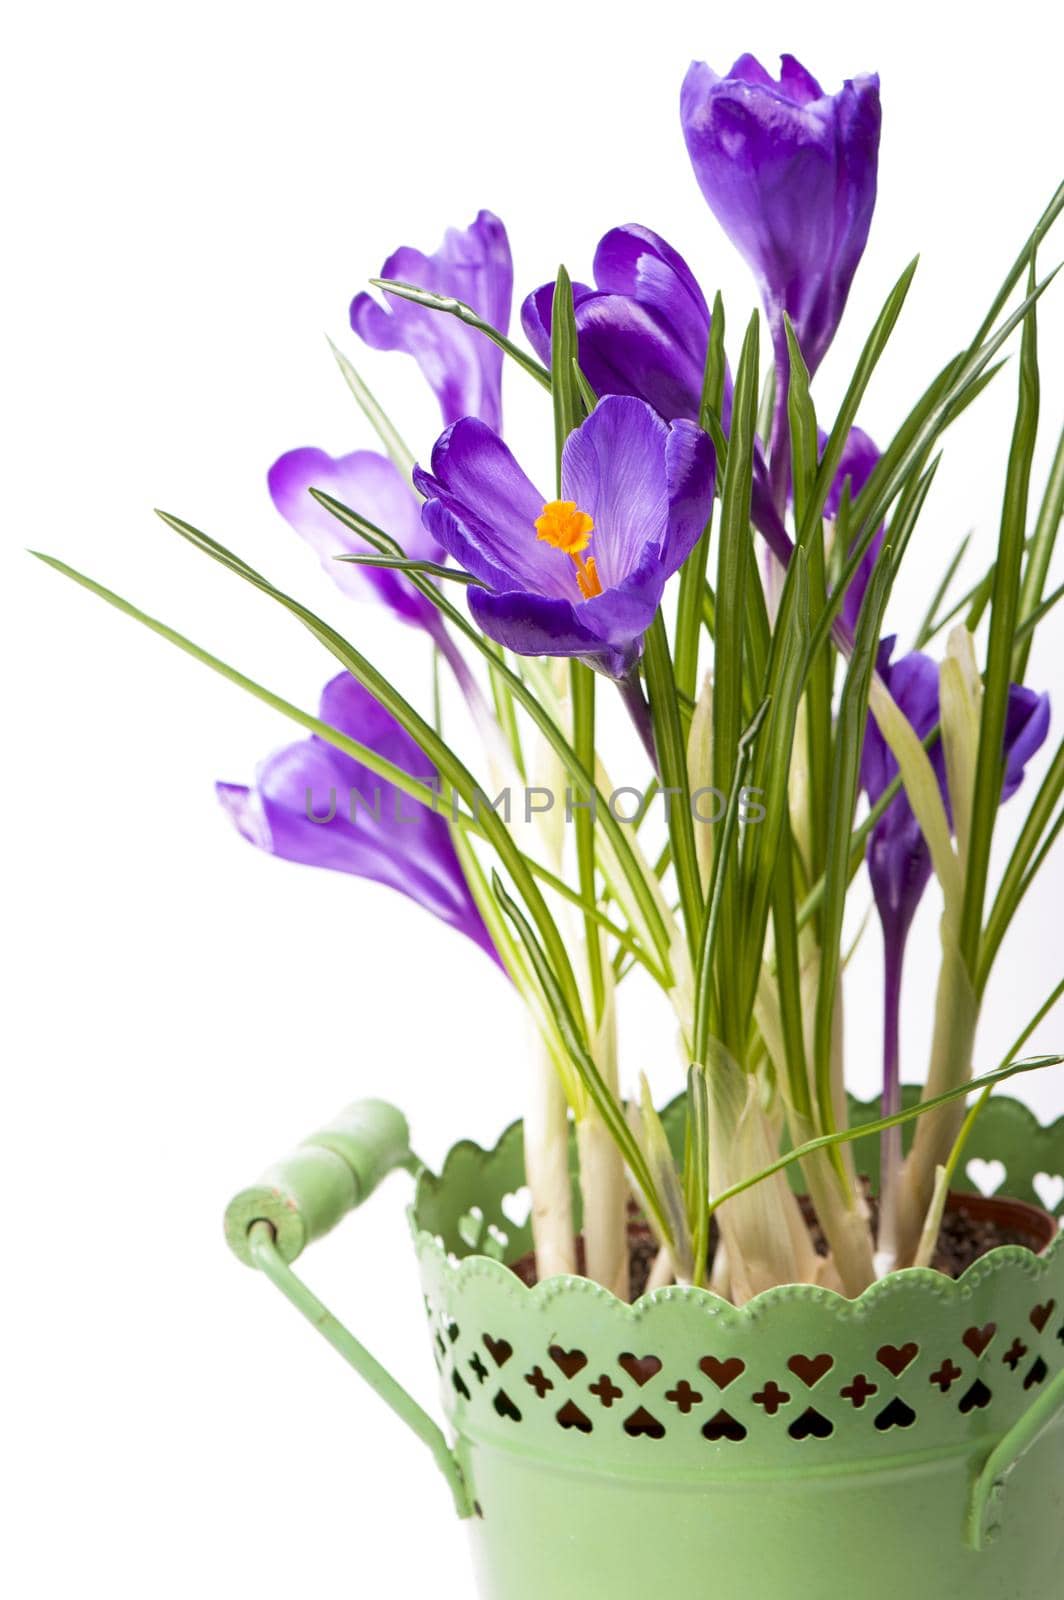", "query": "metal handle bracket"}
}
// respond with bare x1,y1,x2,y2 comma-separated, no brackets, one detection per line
967,1365,1064,1549
225,1099,473,1520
